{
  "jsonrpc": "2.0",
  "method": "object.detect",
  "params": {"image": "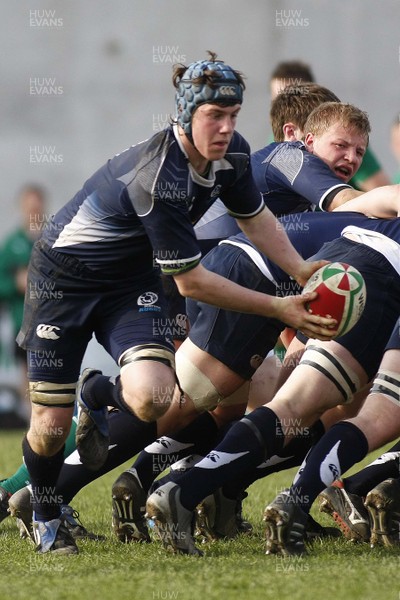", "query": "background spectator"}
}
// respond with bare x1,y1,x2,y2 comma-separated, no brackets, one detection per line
268,59,391,192
390,113,400,183
0,184,47,426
